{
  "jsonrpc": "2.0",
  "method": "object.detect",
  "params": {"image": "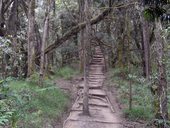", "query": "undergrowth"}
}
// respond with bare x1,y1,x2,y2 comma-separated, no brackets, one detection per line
123,107,153,120
0,78,69,128
0,66,78,127
109,67,154,121
55,66,79,80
